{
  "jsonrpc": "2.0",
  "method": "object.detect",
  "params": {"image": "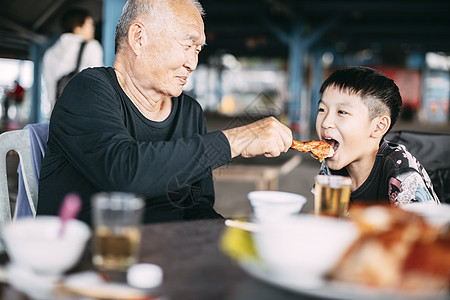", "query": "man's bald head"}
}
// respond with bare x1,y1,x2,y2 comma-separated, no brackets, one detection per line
114,0,204,53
